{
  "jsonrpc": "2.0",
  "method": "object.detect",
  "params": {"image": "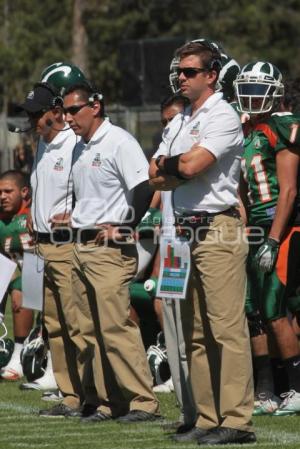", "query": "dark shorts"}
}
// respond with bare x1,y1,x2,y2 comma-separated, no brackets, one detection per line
246,226,300,321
